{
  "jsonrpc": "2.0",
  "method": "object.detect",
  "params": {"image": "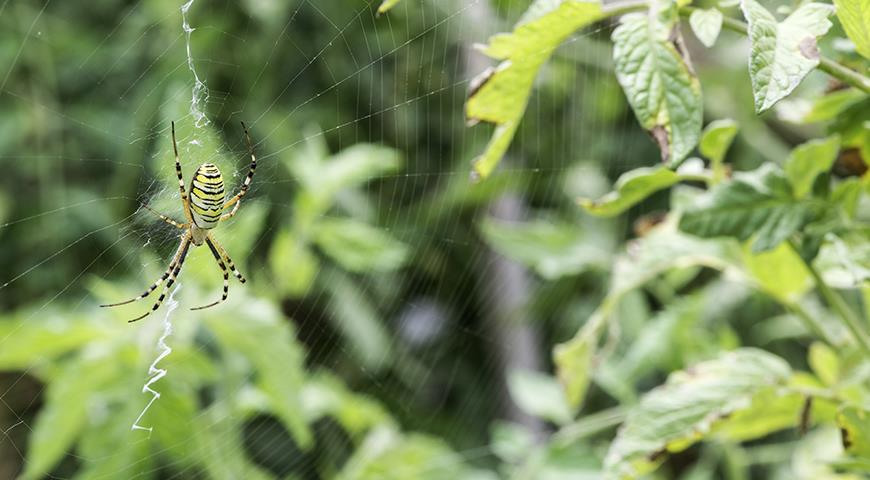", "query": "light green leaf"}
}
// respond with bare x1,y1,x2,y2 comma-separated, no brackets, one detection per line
21,352,121,480
699,119,738,169
337,427,496,480
808,342,840,386
604,349,794,479
302,372,394,437
204,304,312,448
742,241,811,303
612,5,703,165
689,8,723,47
466,1,604,180
679,164,815,252
314,218,409,272
741,0,835,113
0,318,104,370
579,166,683,217
268,228,318,297
833,0,870,59
507,370,573,425
838,406,870,458
490,421,536,463
556,221,741,410
377,0,404,14
784,136,841,199
801,89,867,124
479,218,607,279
